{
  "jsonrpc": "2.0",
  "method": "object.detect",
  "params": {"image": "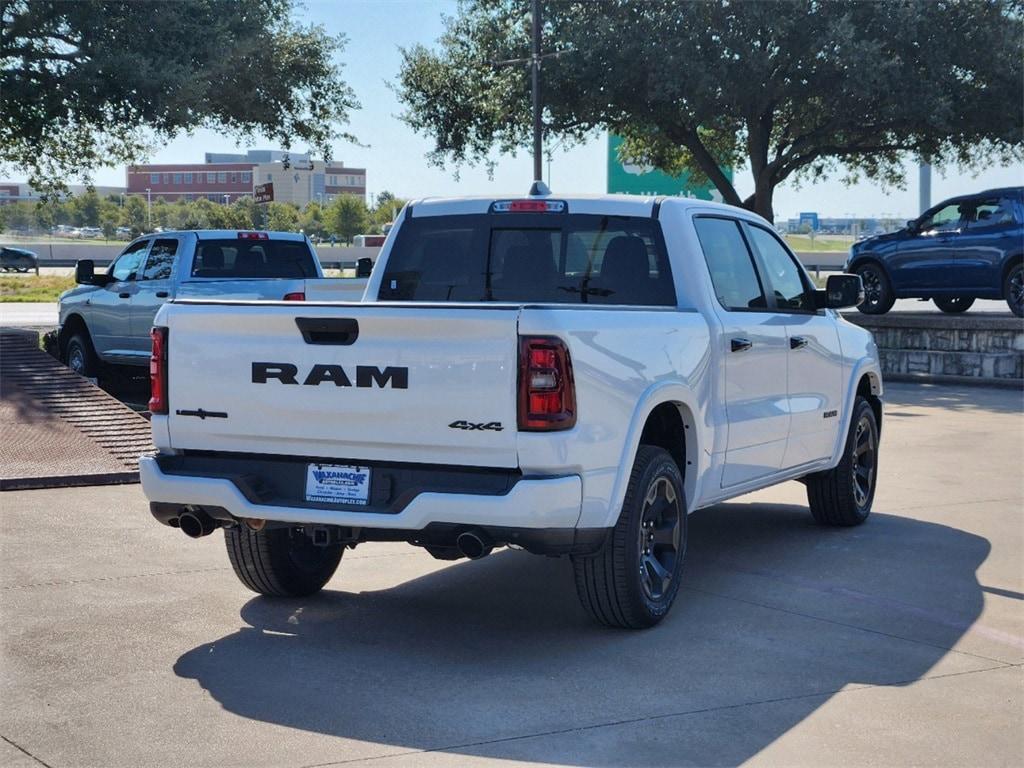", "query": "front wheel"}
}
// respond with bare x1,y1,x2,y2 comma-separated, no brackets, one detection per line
855,263,895,314
225,525,343,597
934,296,975,313
64,332,100,379
1004,263,1023,318
806,397,879,527
572,445,687,629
